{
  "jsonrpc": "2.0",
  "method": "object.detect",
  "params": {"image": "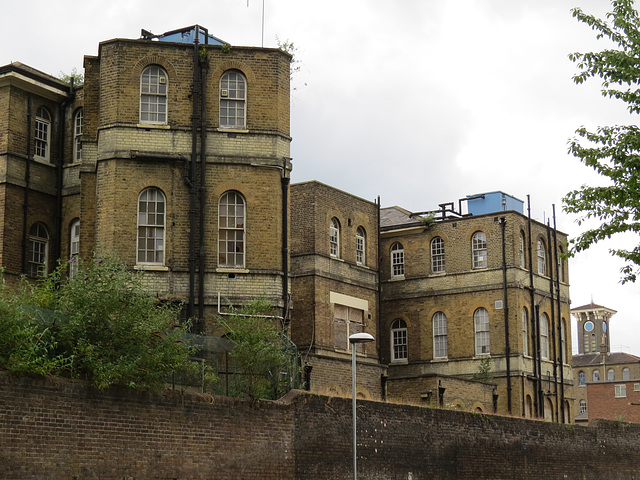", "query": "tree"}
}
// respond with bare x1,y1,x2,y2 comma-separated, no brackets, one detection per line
564,0,640,283
58,68,84,86
0,257,207,390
